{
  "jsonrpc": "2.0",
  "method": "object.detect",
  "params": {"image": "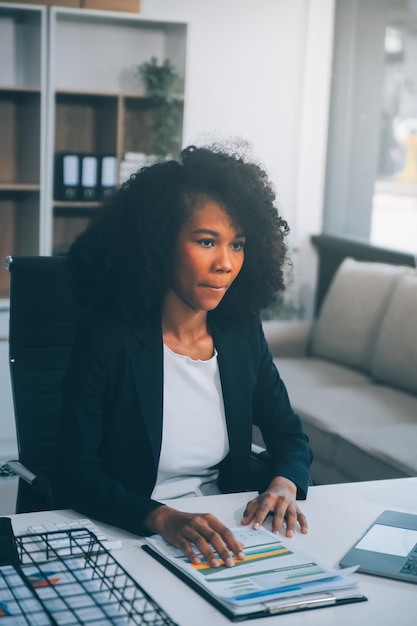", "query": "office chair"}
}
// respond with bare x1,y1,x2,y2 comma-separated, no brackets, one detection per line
4,255,81,513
